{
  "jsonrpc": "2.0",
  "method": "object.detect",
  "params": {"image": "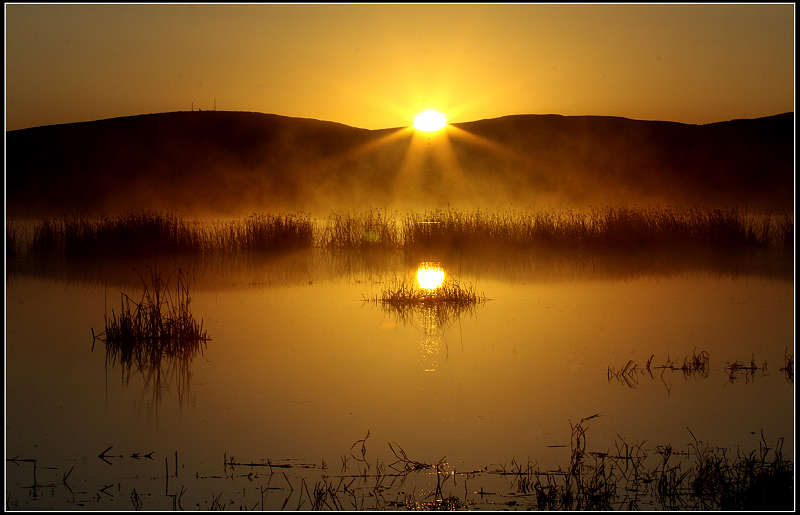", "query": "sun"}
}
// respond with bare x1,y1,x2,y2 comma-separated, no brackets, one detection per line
413,109,447,132
417,263,445,290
